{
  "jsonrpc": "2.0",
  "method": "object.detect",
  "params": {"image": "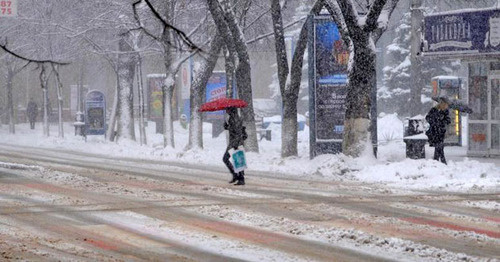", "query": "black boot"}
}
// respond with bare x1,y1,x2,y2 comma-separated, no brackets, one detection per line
234,171,245,185
228,173,238,184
